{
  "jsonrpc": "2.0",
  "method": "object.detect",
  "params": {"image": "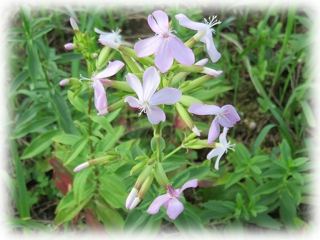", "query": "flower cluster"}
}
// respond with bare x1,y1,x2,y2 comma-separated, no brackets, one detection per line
63,9,240,221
